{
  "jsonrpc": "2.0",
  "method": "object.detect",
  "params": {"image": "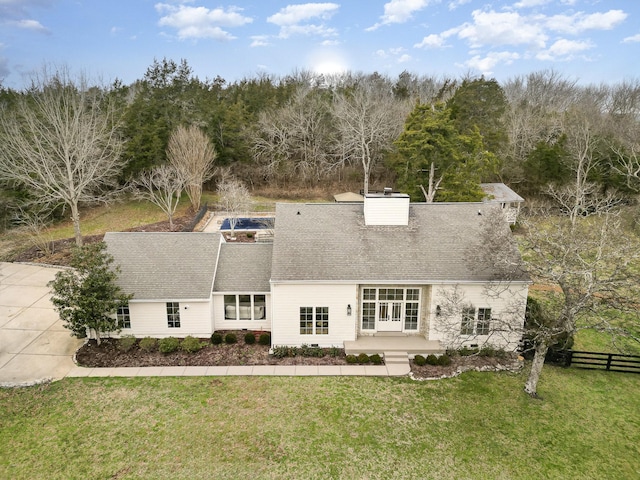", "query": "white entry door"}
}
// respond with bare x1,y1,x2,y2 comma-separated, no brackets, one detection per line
377,302,403,332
